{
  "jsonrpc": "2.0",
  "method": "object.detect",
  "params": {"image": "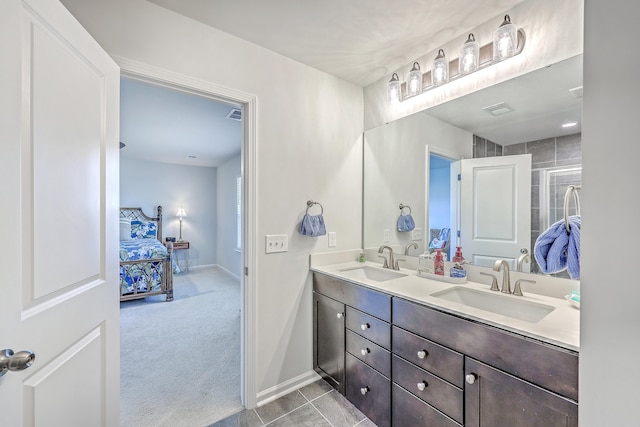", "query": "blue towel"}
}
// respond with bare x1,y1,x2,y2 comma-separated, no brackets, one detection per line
397,214,415,232
299,214,326,237
429,228,450,249
534,216,580,279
